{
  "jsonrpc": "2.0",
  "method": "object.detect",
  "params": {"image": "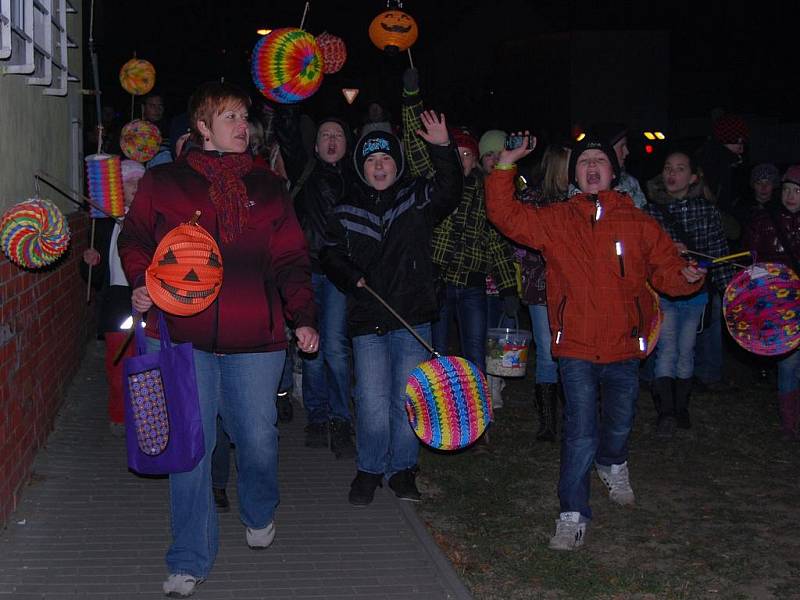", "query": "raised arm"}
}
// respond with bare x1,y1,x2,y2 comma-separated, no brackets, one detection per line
401,67,434,178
